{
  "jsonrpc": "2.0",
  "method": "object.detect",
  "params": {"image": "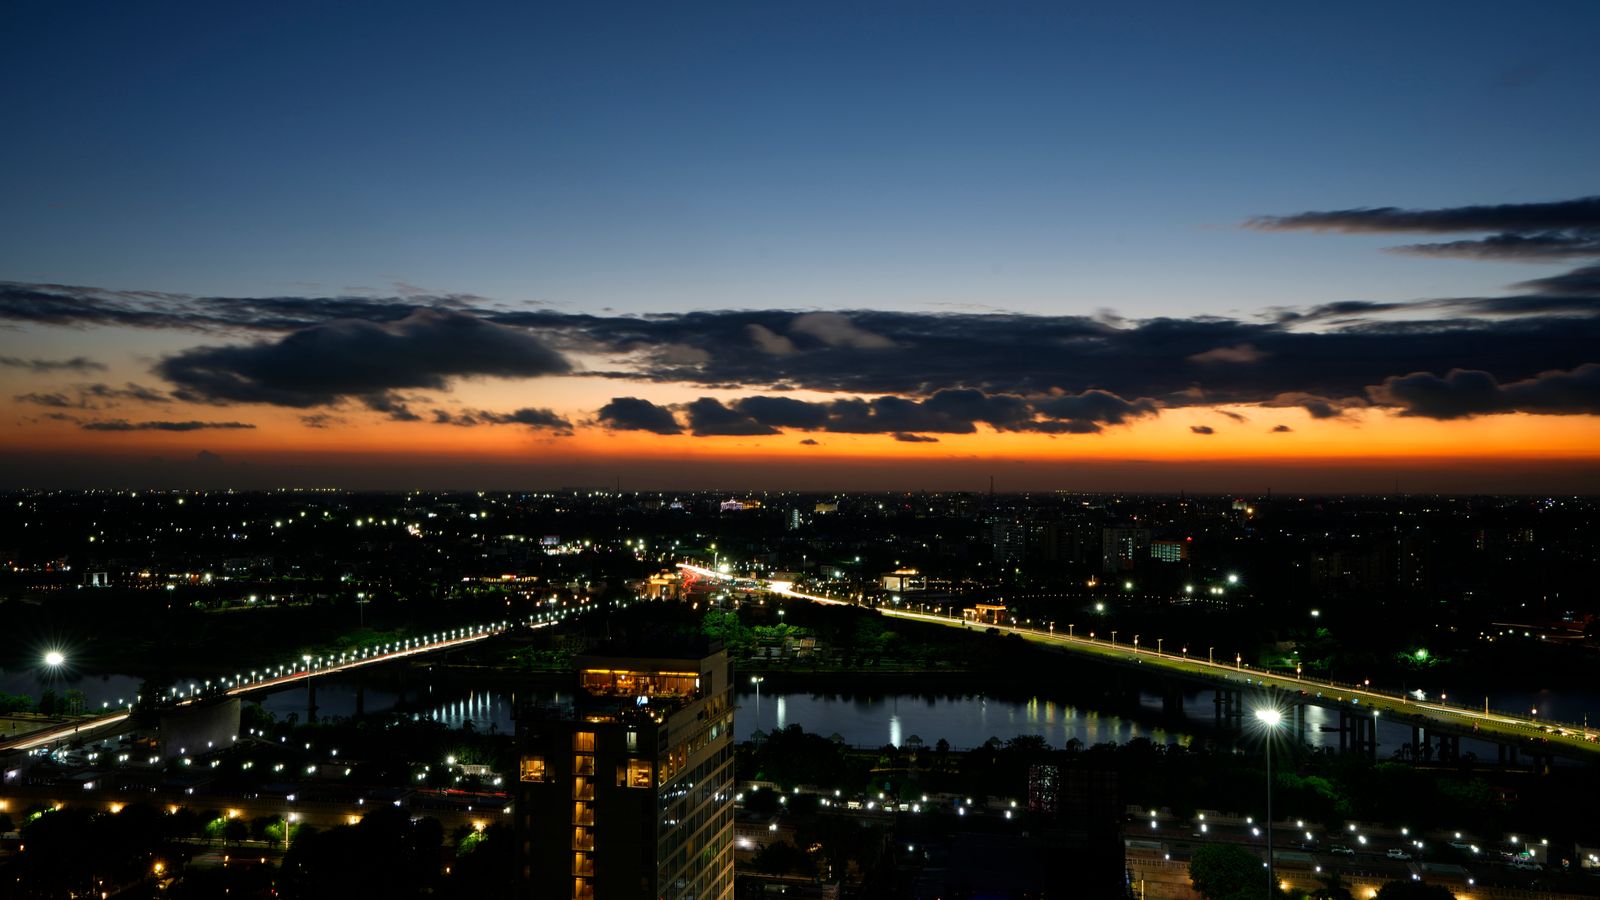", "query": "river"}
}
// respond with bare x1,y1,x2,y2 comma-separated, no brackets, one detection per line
4,667,1596,758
